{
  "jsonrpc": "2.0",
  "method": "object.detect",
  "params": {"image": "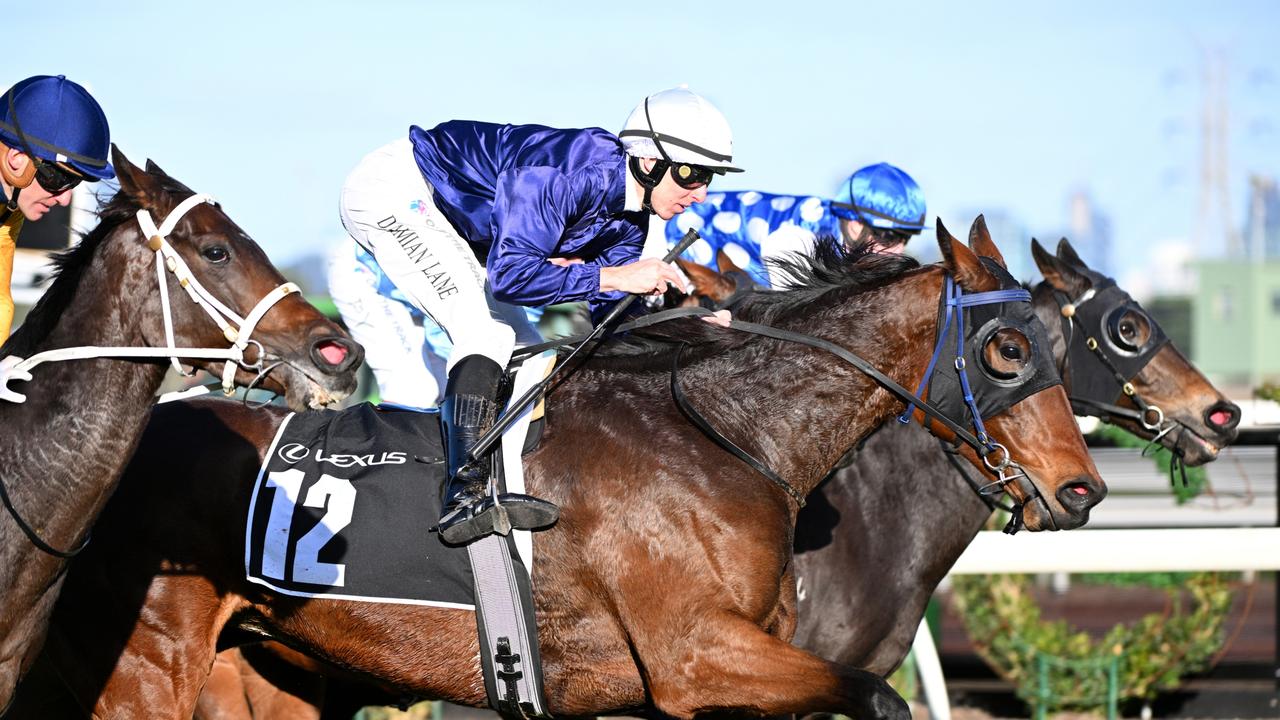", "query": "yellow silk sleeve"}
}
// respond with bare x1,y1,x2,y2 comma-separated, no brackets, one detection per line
0,214,23,341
